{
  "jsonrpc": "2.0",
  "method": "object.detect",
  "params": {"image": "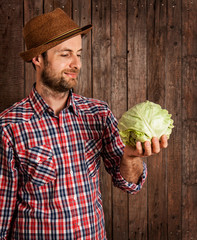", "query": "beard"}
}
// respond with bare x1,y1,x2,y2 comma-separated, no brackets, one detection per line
41,61,79,93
